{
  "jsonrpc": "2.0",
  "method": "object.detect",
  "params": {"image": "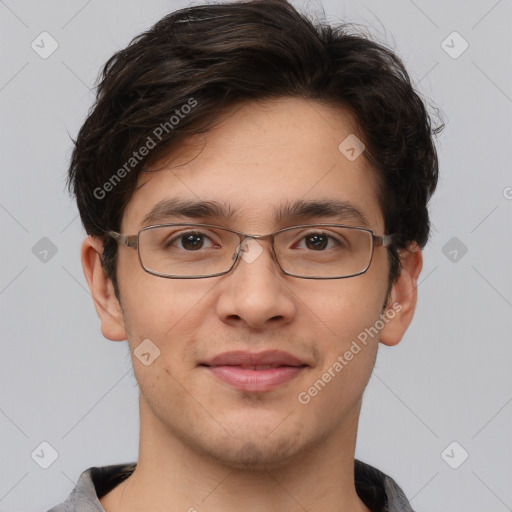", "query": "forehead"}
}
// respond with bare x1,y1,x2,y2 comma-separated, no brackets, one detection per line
122,97,384,232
